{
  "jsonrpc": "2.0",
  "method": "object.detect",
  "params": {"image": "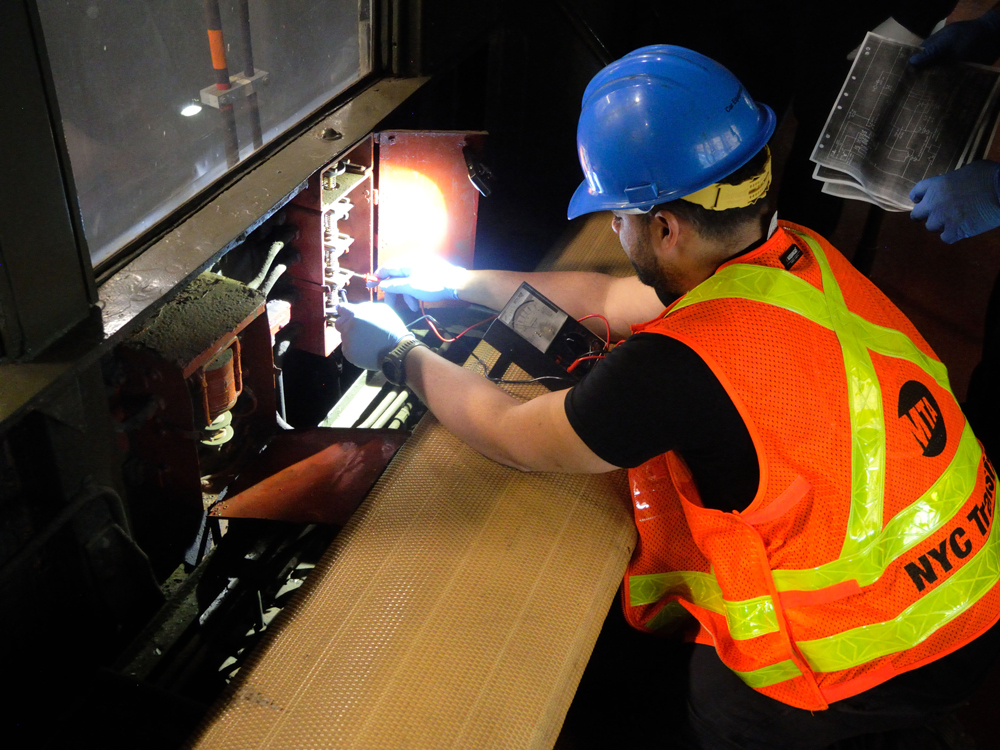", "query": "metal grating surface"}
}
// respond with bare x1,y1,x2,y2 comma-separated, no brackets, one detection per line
188,214,637,750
